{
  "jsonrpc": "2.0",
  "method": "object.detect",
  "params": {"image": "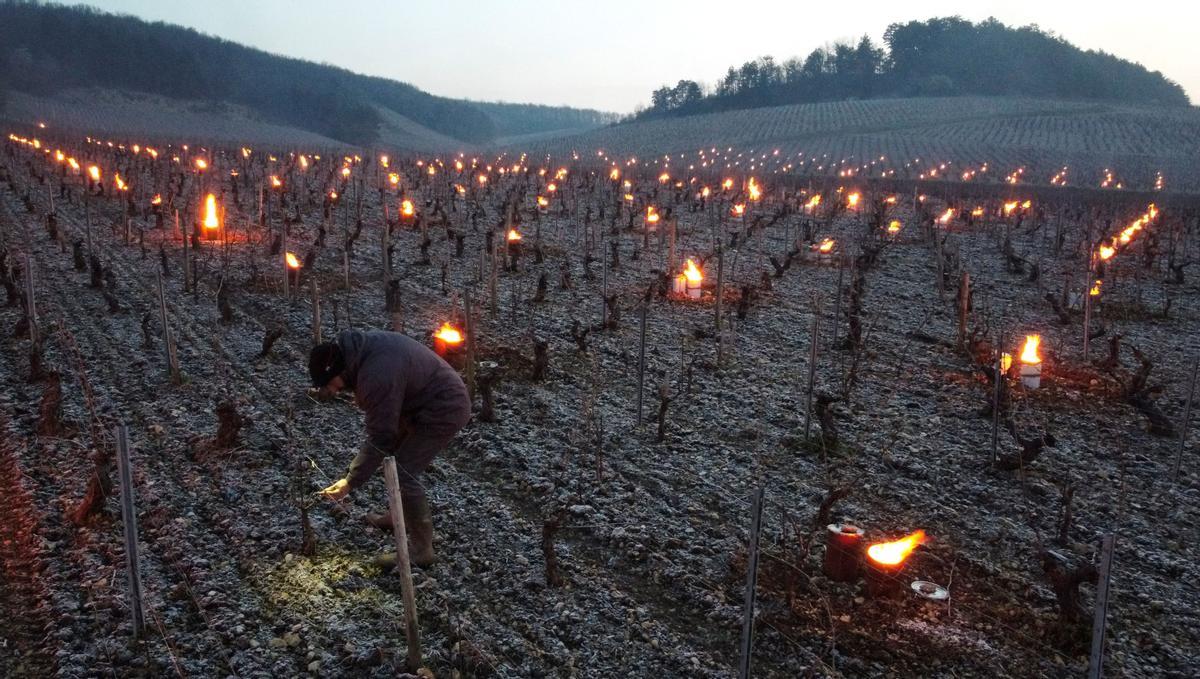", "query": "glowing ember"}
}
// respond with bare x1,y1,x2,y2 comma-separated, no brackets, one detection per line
203,193,220,229
285,252,301,269
1020,335,1041,365
866,530,926,567
329,190,338,200
507,228,522,242
434,322,464,345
